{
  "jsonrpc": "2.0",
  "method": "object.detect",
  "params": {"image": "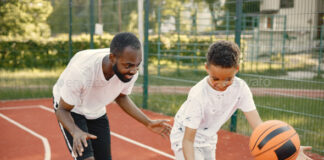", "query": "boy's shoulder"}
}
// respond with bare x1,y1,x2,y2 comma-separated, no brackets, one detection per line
188,76,209,98
233,76,248,87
